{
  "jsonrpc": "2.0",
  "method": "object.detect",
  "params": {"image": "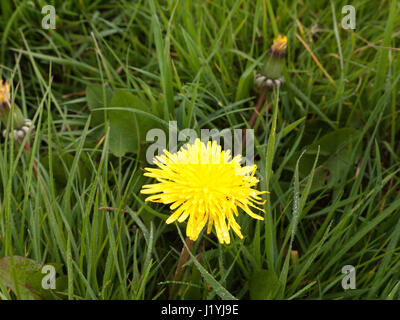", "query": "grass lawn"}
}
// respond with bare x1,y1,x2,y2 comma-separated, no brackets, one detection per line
0,0,399,300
